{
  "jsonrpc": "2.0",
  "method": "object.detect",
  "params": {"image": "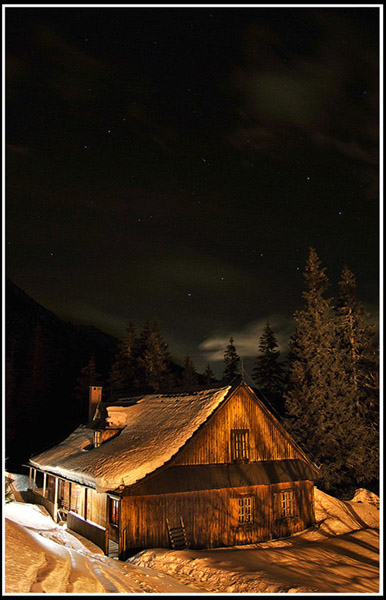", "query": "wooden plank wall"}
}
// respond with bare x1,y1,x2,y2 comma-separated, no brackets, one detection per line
174,387,303,465
67,511,108,554
70,482,85,516
86,488,107,528
120,480,314,551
